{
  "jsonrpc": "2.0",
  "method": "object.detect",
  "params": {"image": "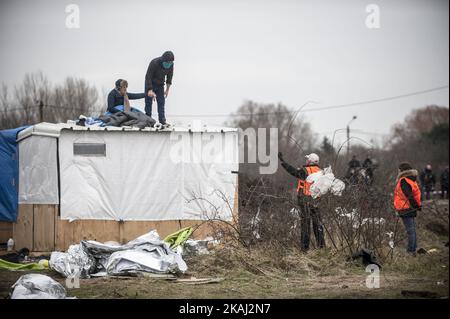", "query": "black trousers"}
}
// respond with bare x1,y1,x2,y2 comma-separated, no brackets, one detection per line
299,197,326,251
